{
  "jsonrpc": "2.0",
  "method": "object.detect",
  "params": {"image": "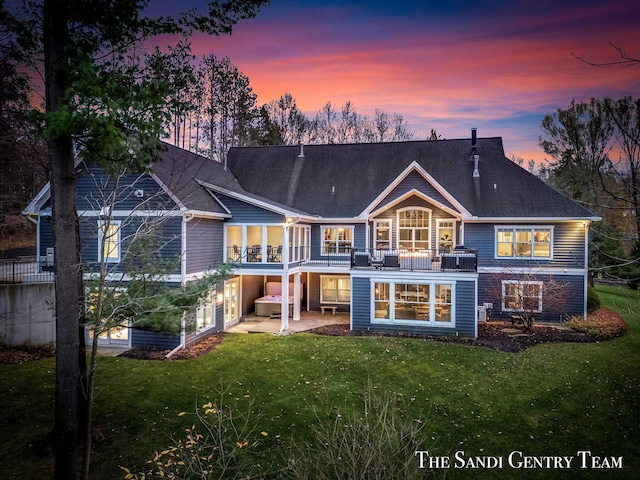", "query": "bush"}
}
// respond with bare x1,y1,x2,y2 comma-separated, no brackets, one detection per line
565,308,628,339
587,285,601,313
283,385,445,480
122,394,271,480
